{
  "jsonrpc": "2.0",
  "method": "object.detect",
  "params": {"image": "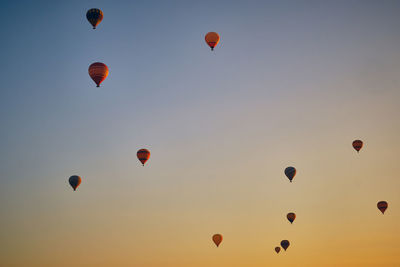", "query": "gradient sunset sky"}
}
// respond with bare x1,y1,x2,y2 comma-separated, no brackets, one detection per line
1,1,399,266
